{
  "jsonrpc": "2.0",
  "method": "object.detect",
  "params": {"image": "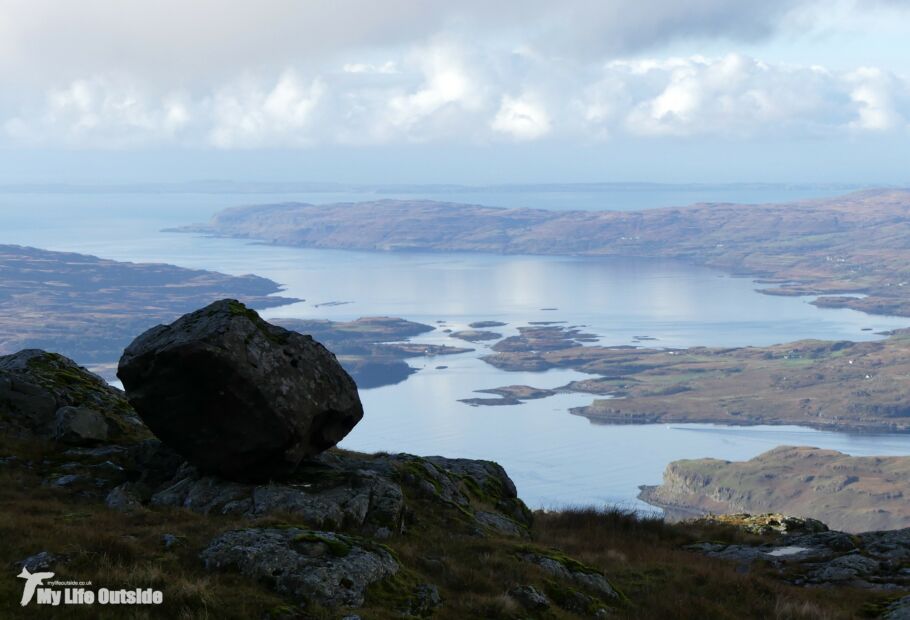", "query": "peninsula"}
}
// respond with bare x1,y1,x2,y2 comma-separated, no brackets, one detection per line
469,323,910,433
639,446,910,533
0,245,297,366
173,189,910,316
